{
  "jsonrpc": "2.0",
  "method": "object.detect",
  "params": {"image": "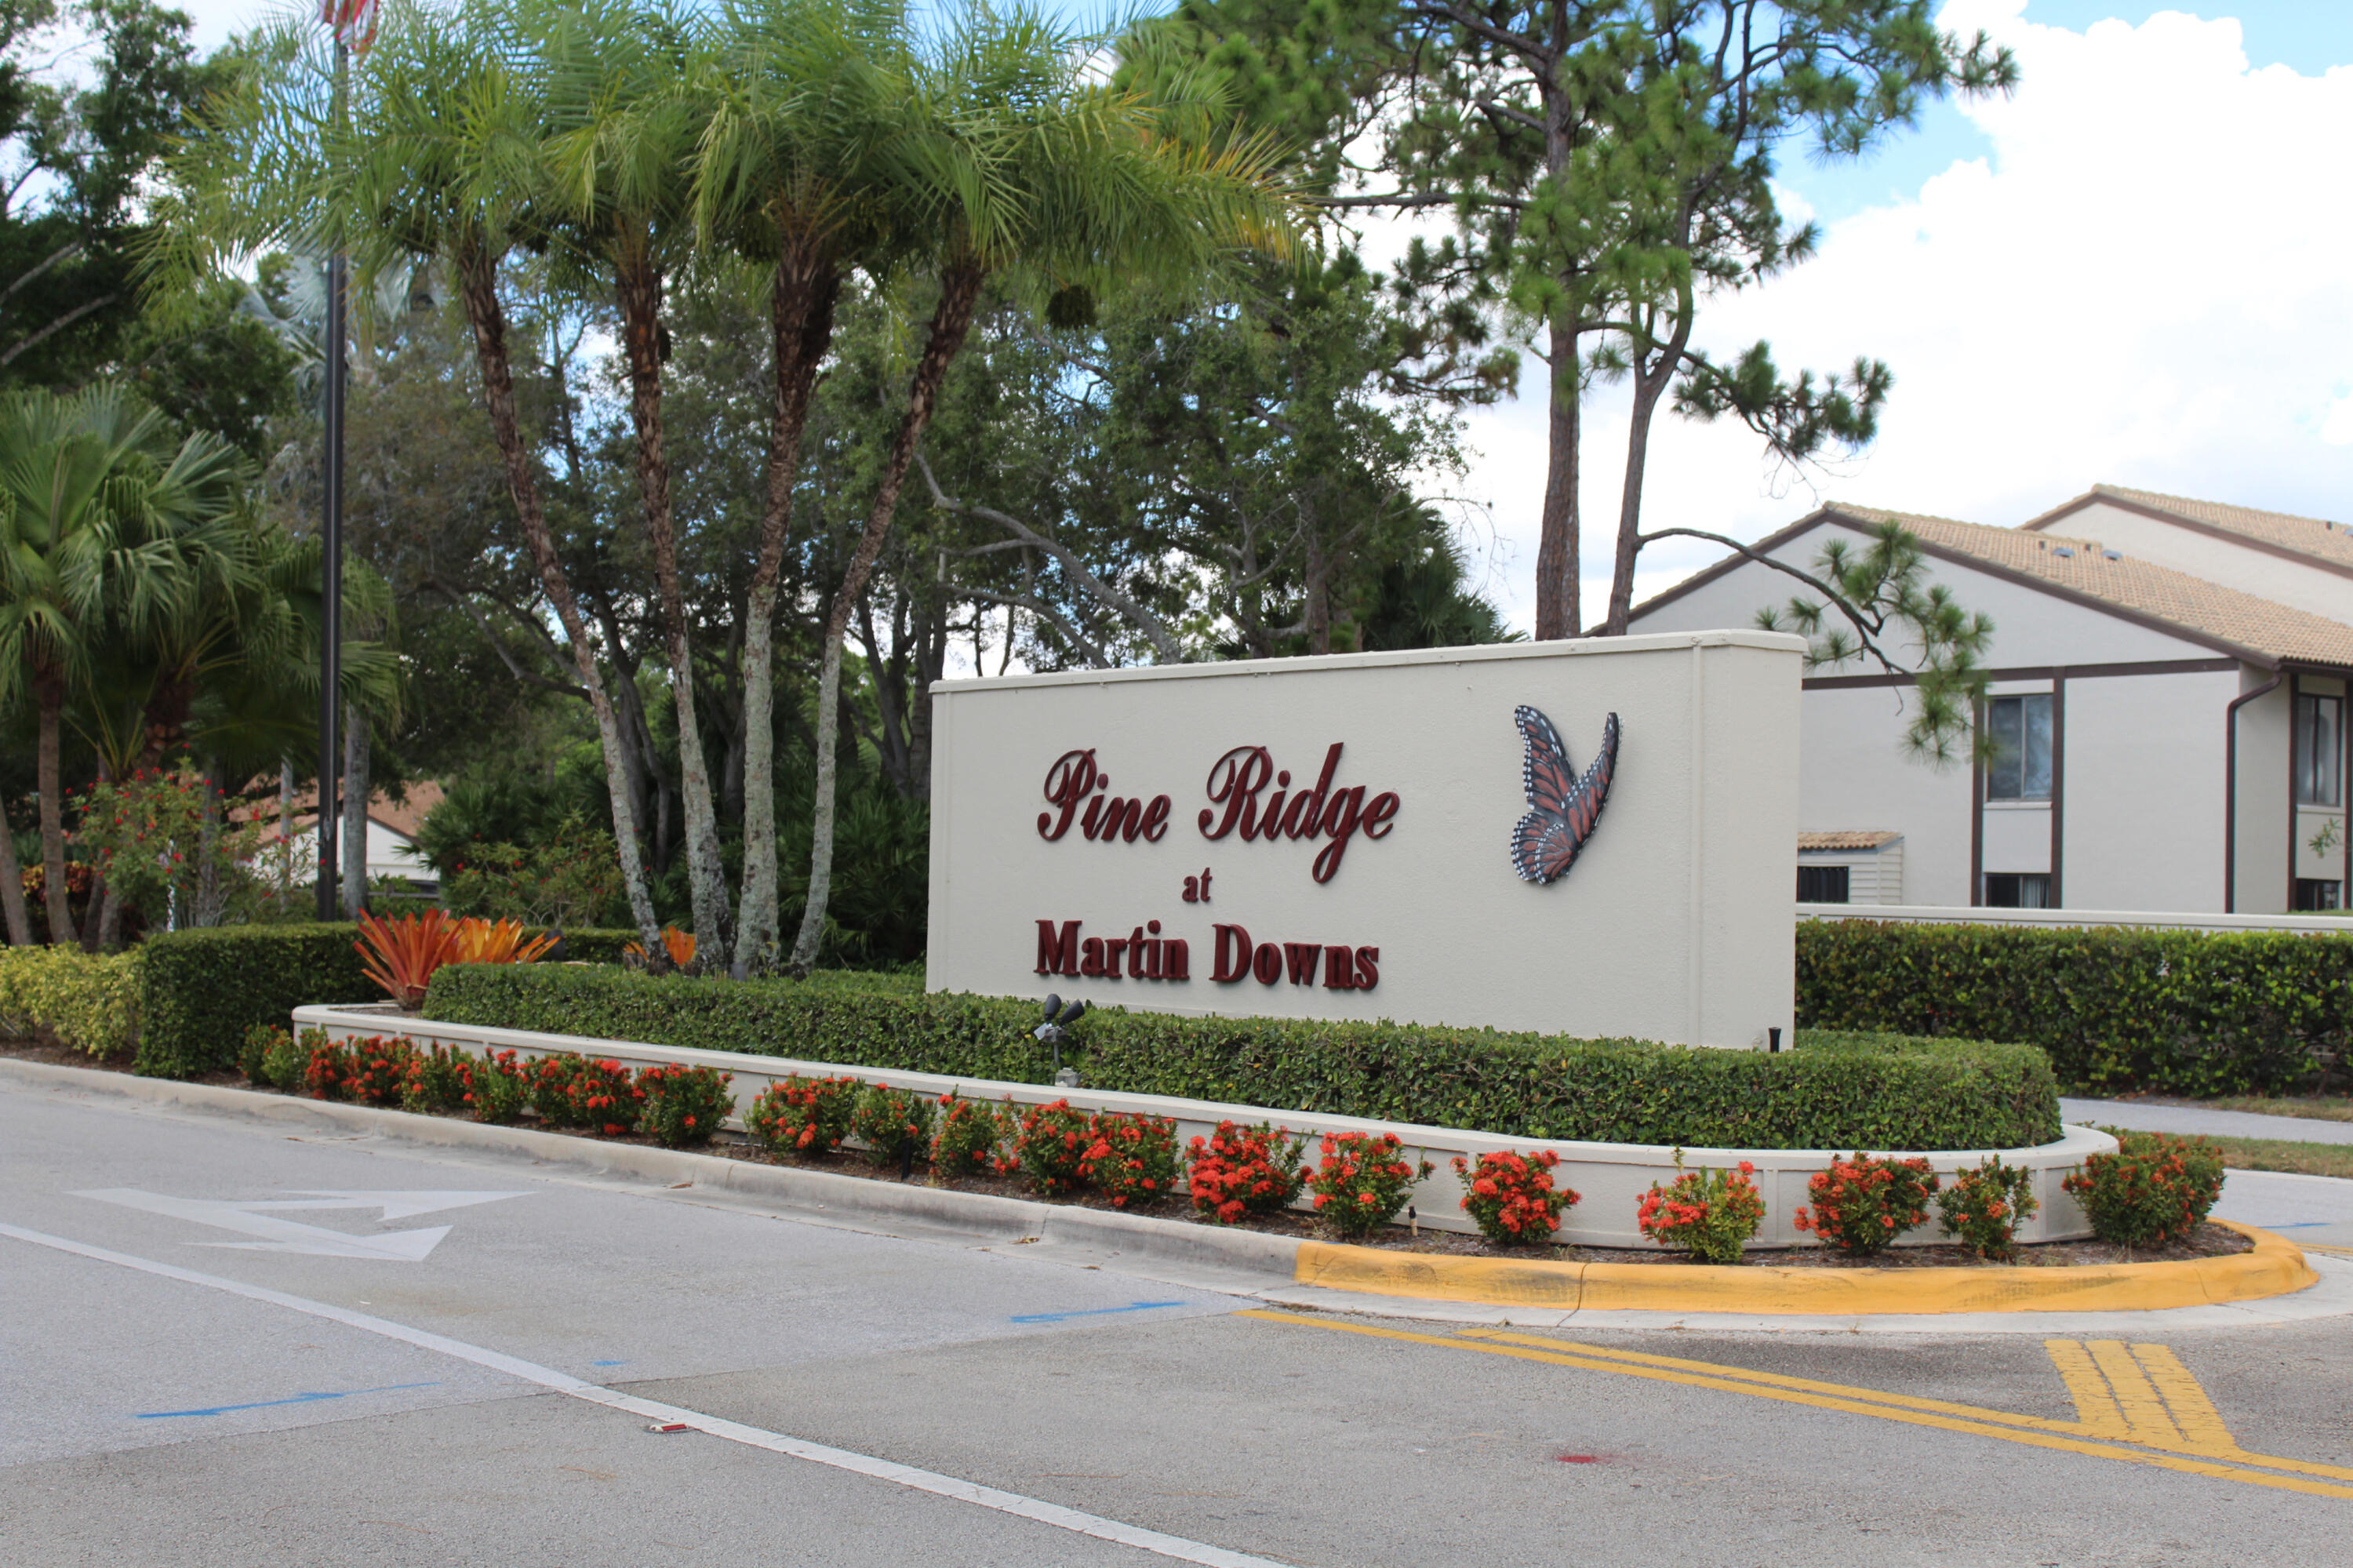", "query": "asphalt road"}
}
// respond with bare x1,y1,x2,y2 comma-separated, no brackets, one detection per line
11,1080,2353,1566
